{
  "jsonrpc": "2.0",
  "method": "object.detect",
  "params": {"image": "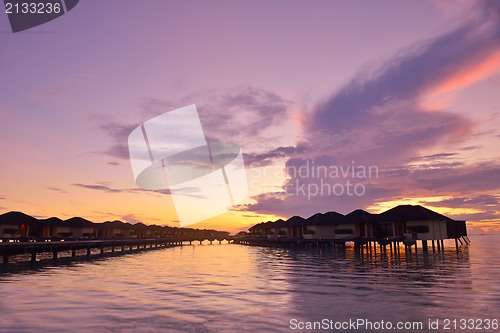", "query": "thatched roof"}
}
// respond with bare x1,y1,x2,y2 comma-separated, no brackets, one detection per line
378,205,455,222
0,211,38,225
